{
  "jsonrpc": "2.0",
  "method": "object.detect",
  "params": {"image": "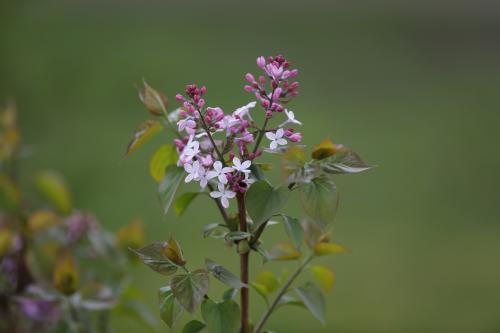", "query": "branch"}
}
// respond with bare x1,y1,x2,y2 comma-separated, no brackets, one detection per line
252,88,275,154
253,255,313,333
